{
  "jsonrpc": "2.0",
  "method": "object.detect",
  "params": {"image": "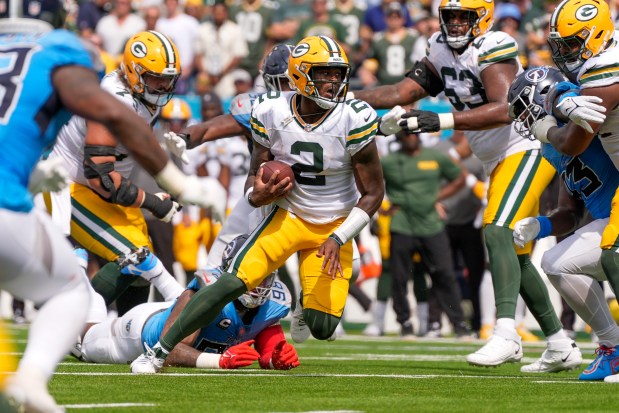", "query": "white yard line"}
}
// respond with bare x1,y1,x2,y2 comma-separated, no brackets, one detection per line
62,403,157,409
